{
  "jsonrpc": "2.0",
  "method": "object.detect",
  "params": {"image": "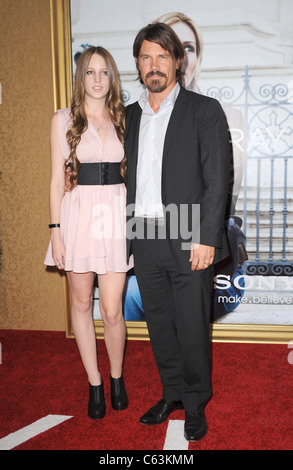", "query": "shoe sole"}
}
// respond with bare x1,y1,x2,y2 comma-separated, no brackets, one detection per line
88,413,106,420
